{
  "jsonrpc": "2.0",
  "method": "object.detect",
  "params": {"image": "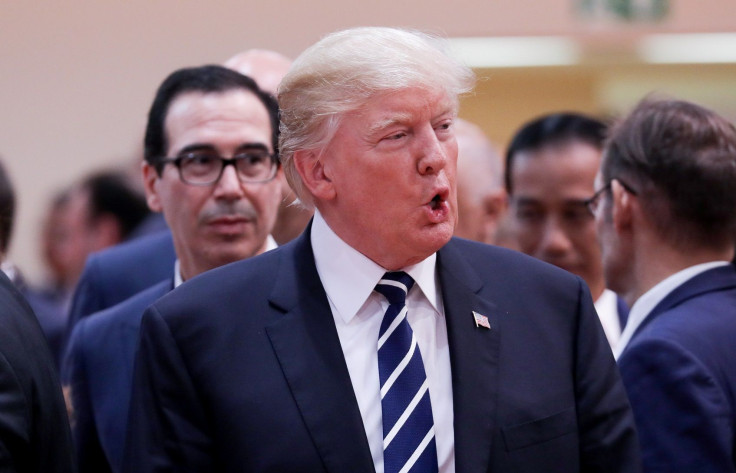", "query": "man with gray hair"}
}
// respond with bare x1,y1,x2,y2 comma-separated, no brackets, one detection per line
124,27,639,473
